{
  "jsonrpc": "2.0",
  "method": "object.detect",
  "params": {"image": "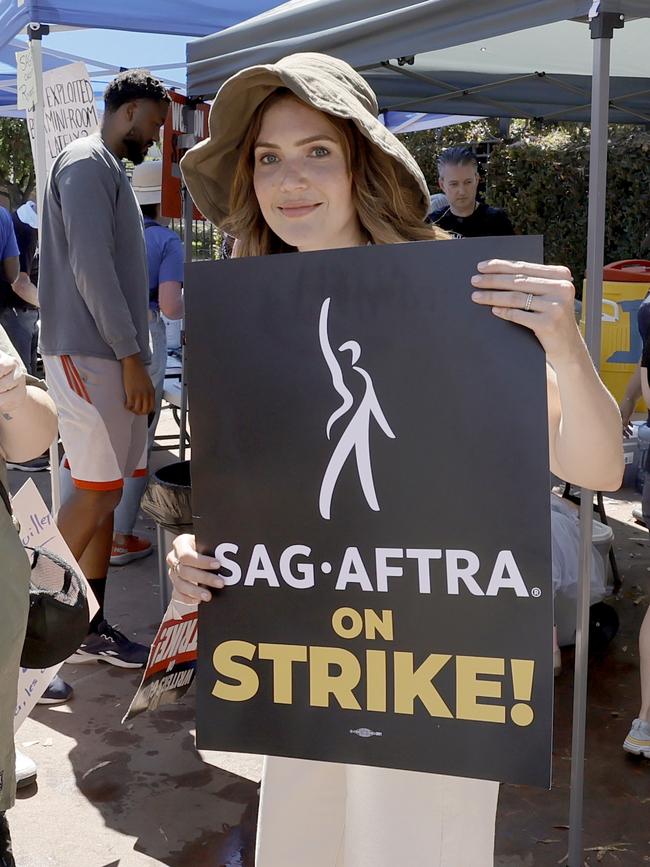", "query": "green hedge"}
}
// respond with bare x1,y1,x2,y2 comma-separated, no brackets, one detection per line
3,116,648,288
0,118,35,209
403,121,650,294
